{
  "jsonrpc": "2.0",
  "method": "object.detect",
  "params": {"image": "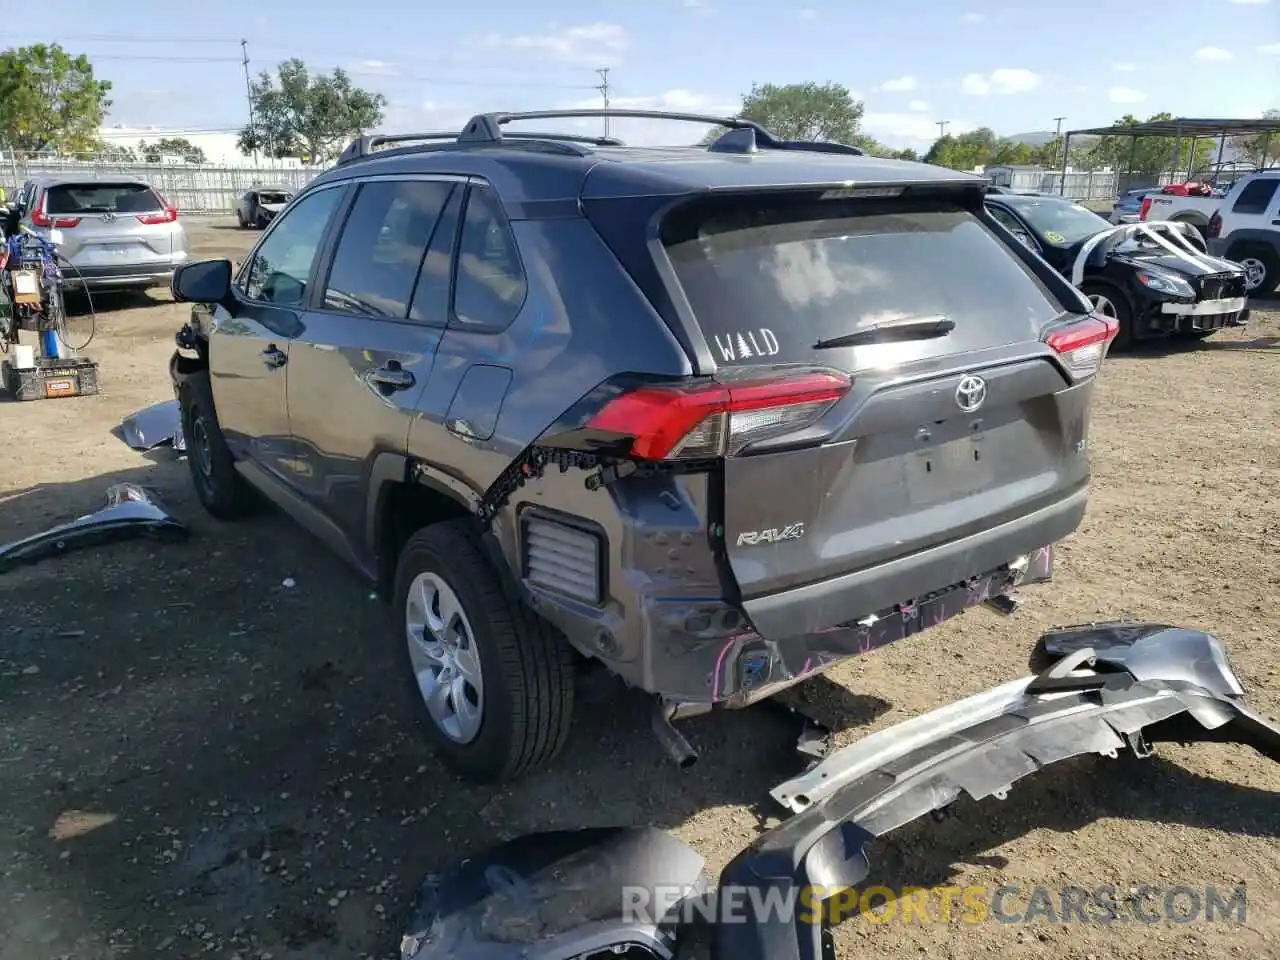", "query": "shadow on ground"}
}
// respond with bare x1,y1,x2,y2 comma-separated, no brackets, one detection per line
1,461,1275,958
